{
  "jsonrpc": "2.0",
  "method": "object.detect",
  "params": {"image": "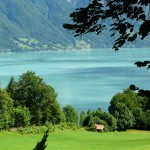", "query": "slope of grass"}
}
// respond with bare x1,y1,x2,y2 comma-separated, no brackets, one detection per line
0,130,150,150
